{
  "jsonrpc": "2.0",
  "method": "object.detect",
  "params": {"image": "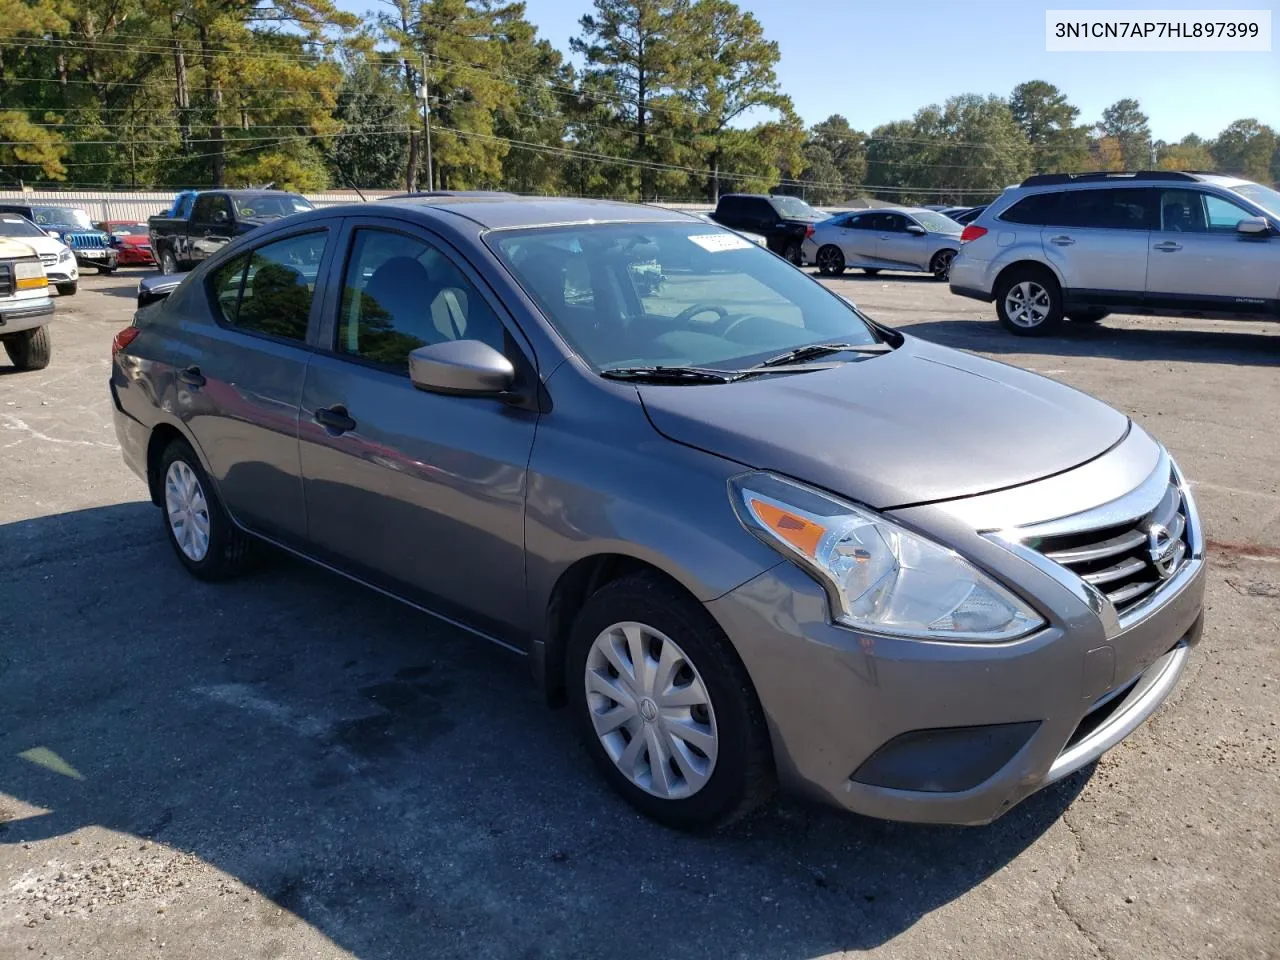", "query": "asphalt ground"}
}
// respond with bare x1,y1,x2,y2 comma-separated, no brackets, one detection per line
1,267,1277,960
